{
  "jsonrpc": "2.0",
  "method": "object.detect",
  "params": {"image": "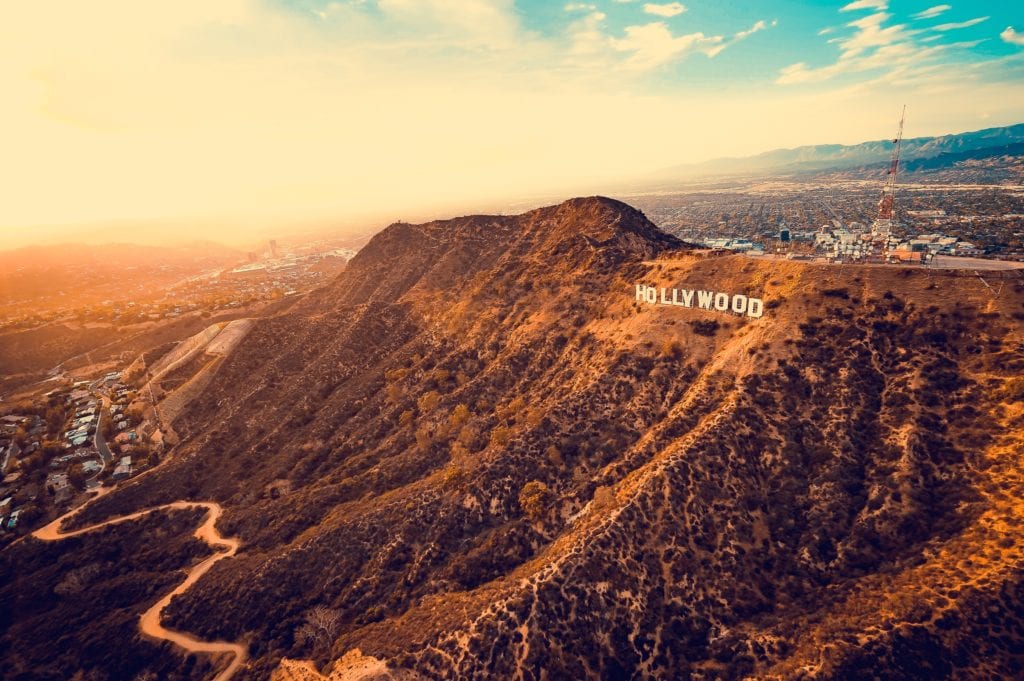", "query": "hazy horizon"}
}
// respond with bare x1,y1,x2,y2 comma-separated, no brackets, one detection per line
3,0,1024,250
